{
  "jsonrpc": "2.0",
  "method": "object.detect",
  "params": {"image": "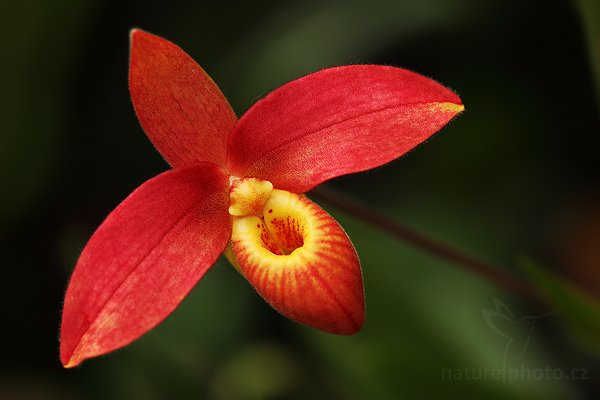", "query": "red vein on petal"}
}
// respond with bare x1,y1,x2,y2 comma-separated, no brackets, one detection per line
280,269,289,312
309,266,360,332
